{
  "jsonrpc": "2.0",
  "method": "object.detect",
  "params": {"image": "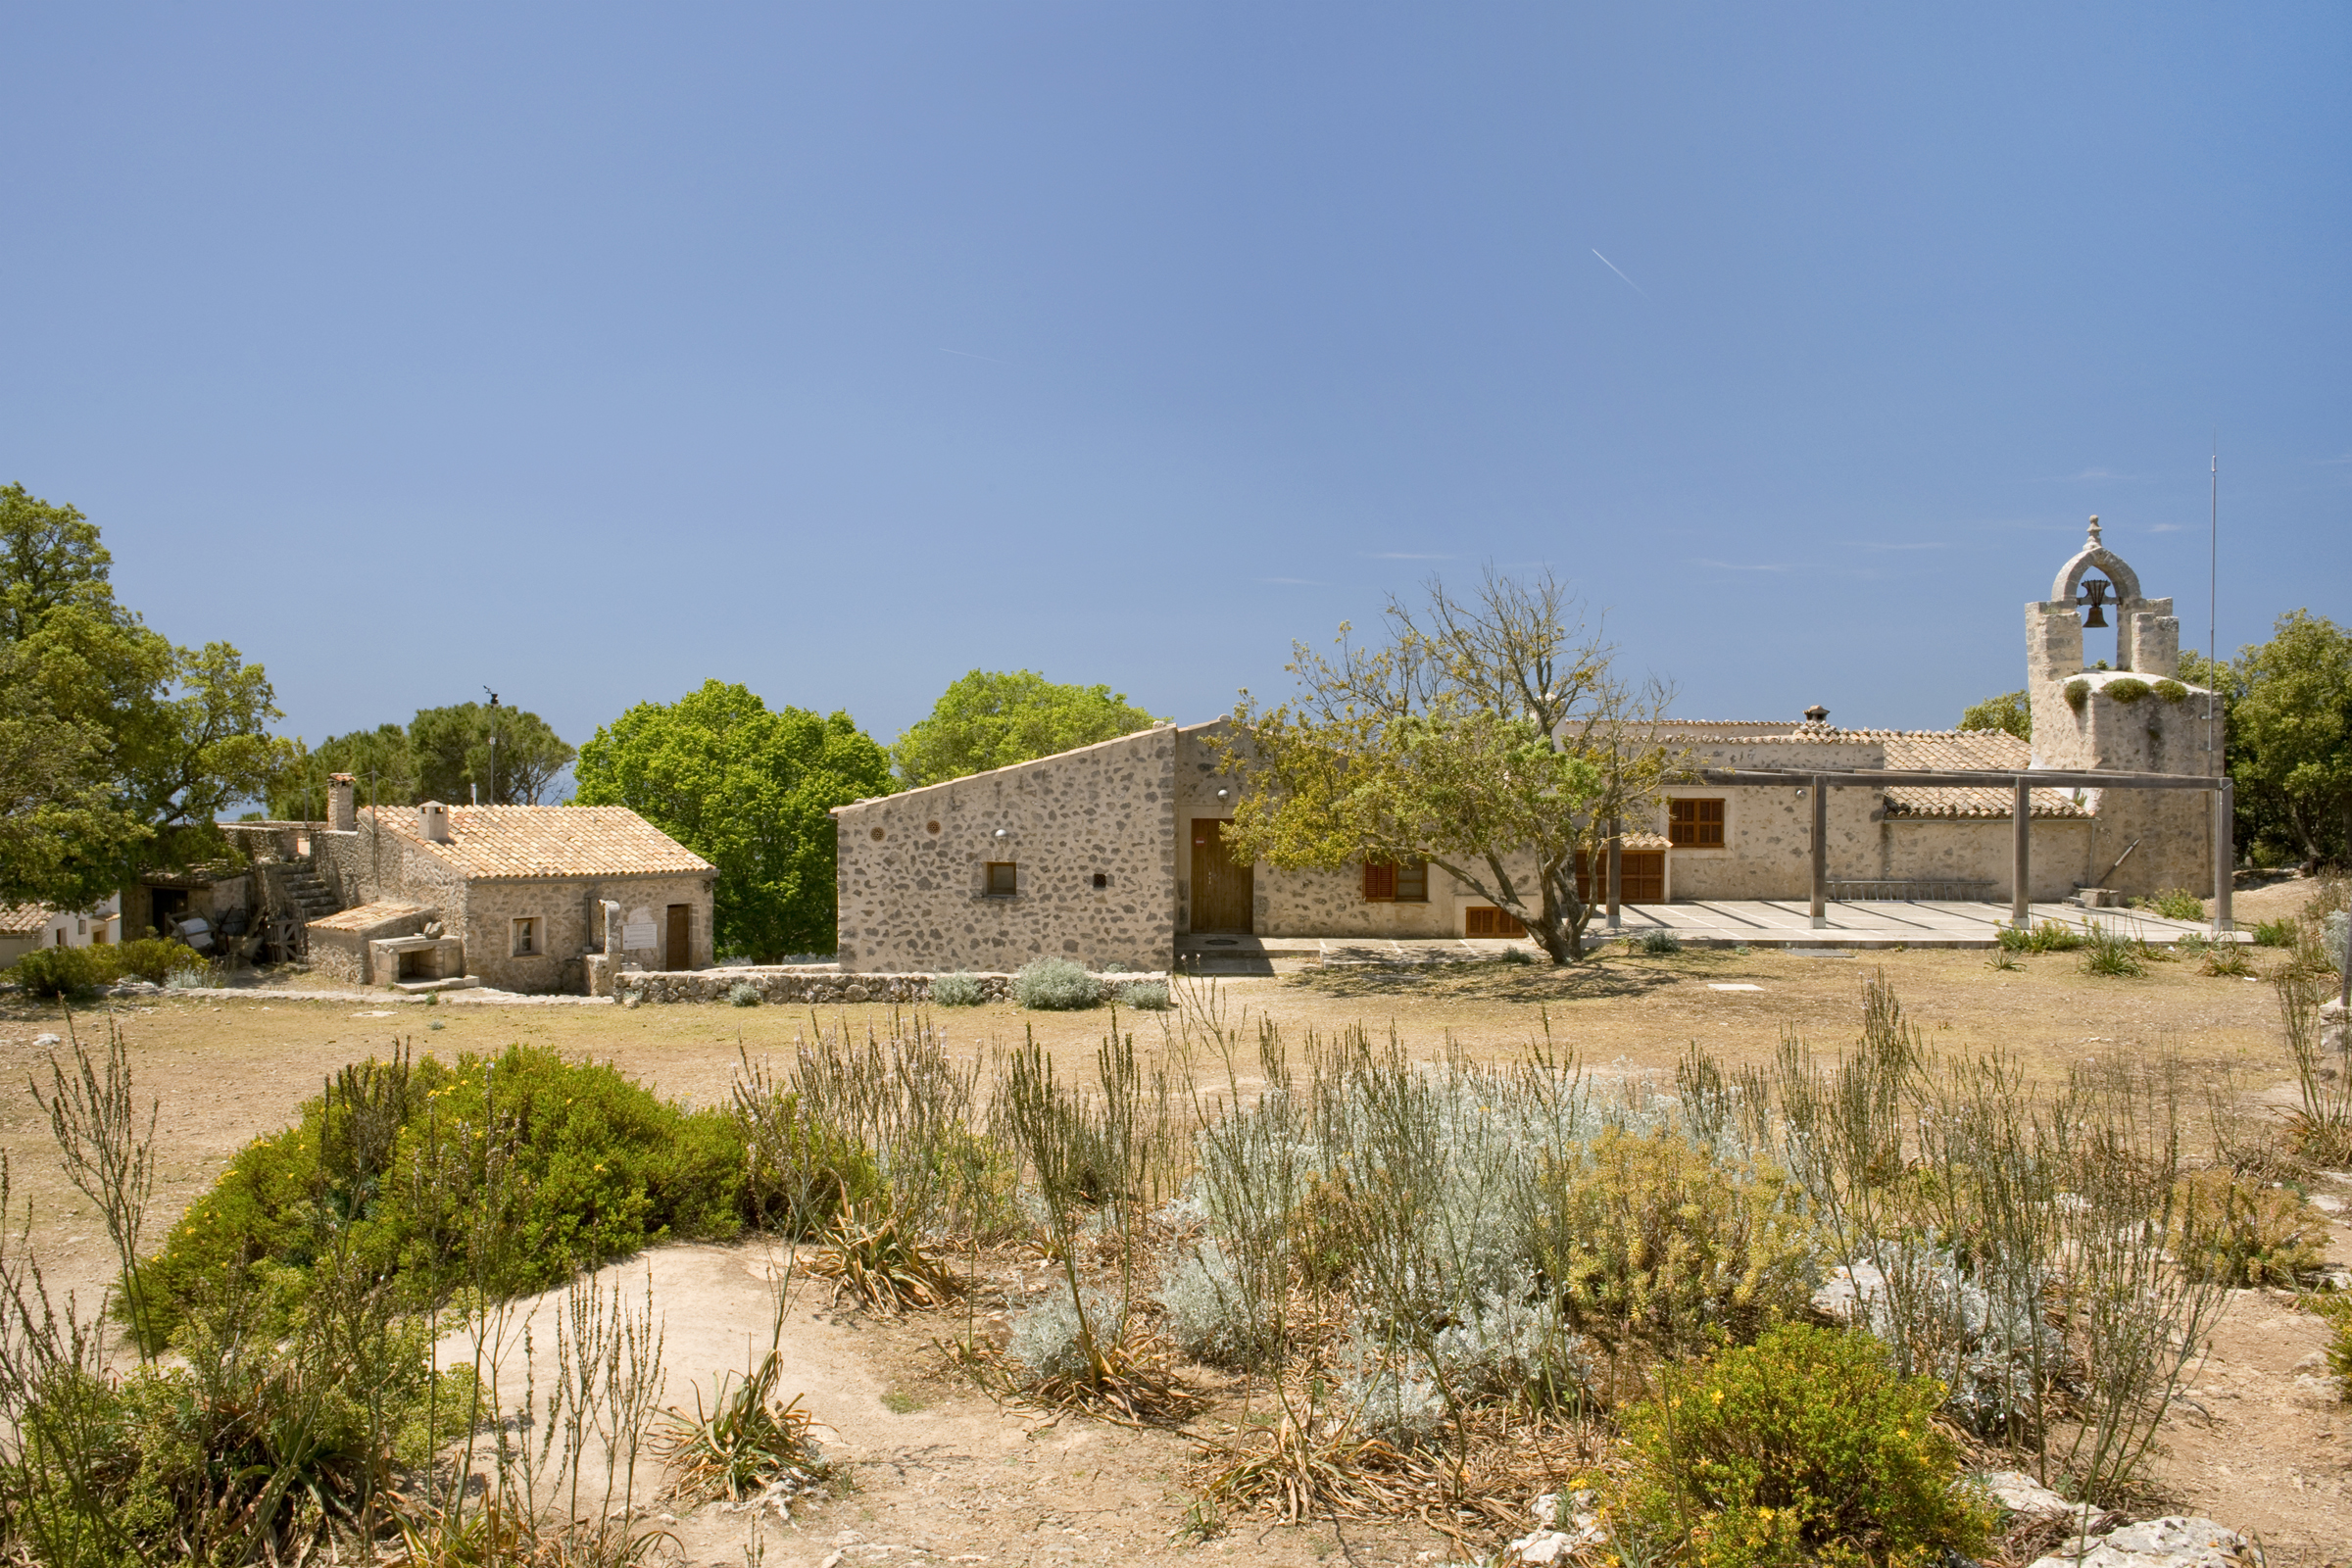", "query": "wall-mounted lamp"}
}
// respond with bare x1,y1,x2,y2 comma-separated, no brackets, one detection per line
1794,788,1807,799
993,828,1008,839
1215,787,1230,801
